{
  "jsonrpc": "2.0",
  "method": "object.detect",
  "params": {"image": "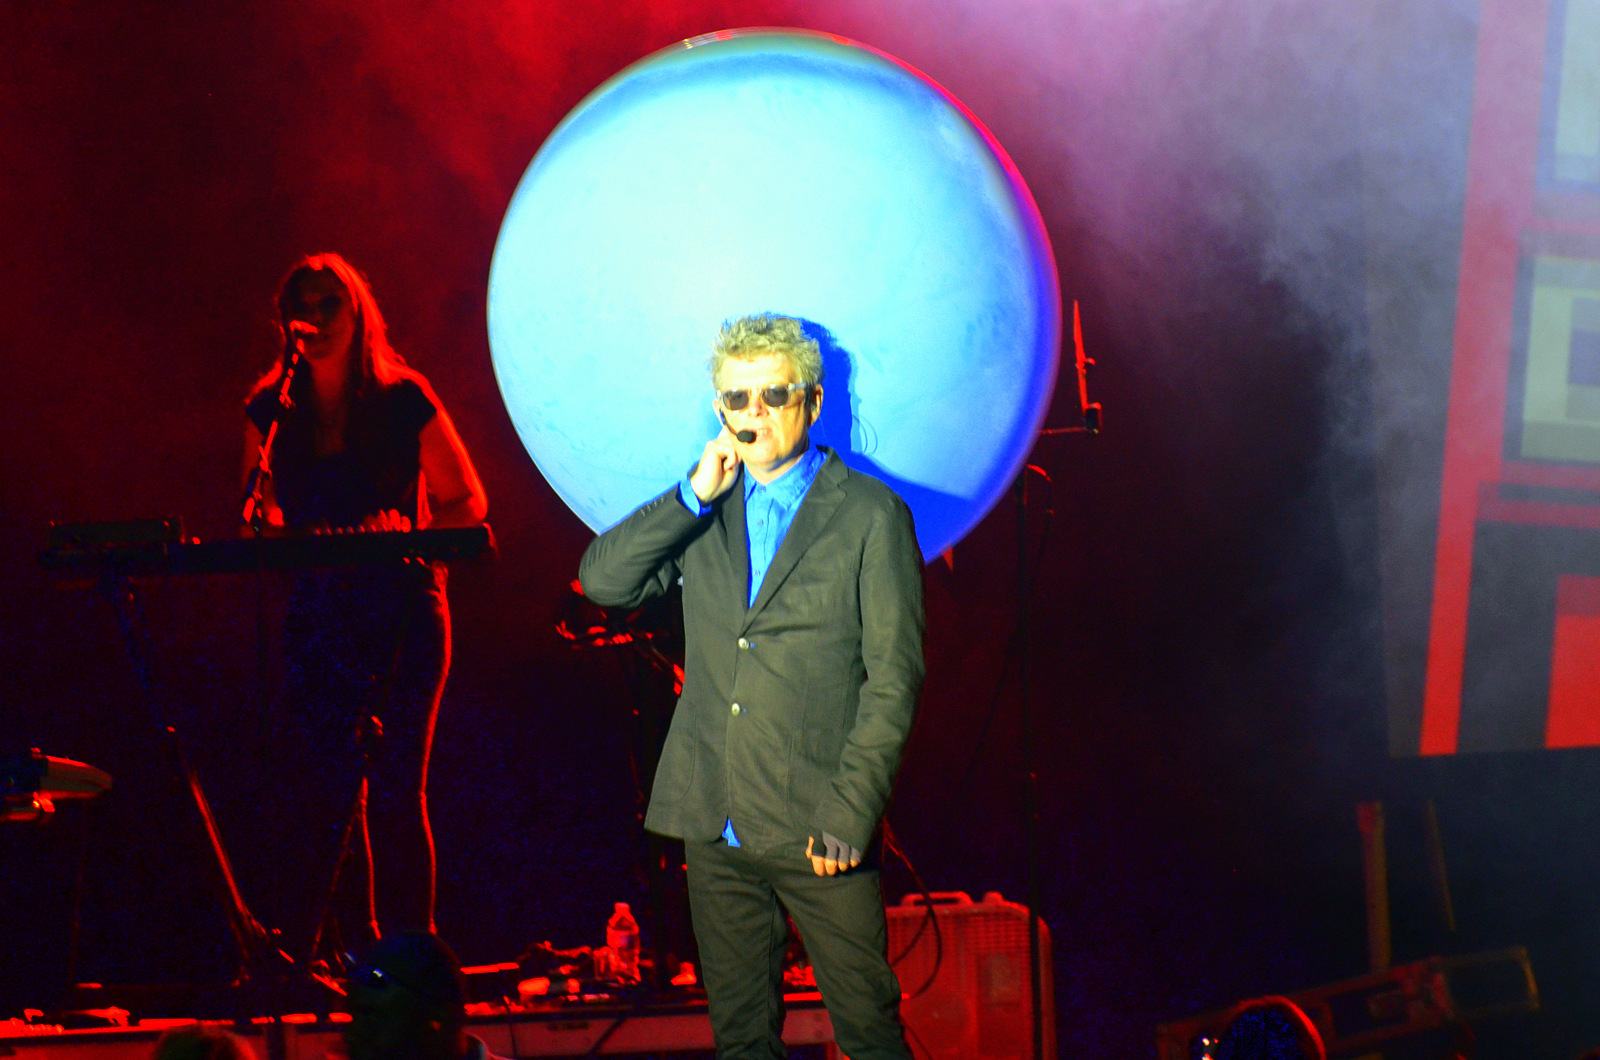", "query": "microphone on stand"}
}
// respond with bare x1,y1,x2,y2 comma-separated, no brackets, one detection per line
242,321,320,530
287,320,317,350
277,321,318,407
